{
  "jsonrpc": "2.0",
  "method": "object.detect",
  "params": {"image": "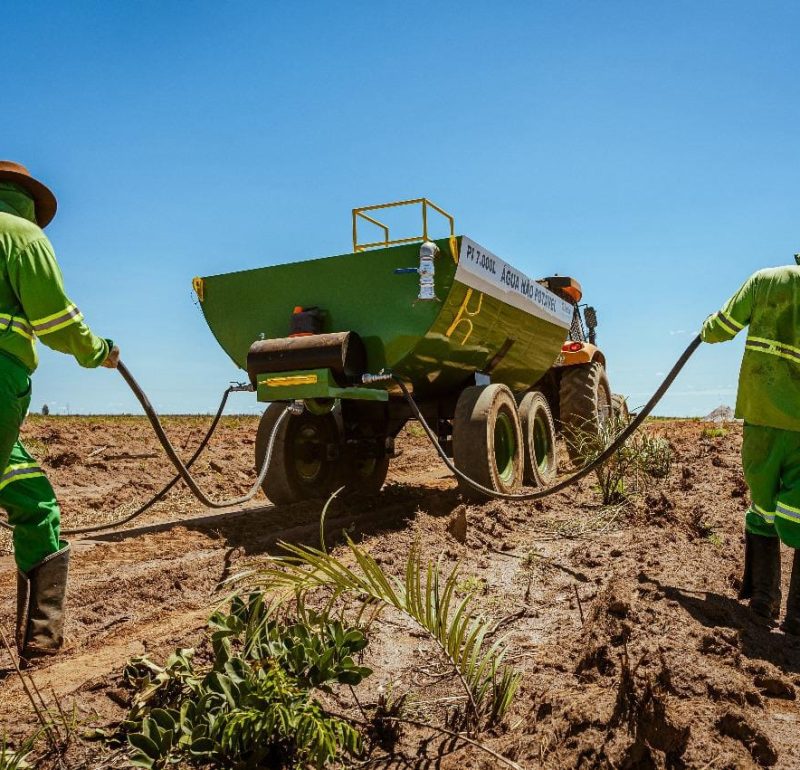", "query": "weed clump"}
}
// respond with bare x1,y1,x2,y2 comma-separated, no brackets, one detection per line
570,415,674,505
122,595,368,768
